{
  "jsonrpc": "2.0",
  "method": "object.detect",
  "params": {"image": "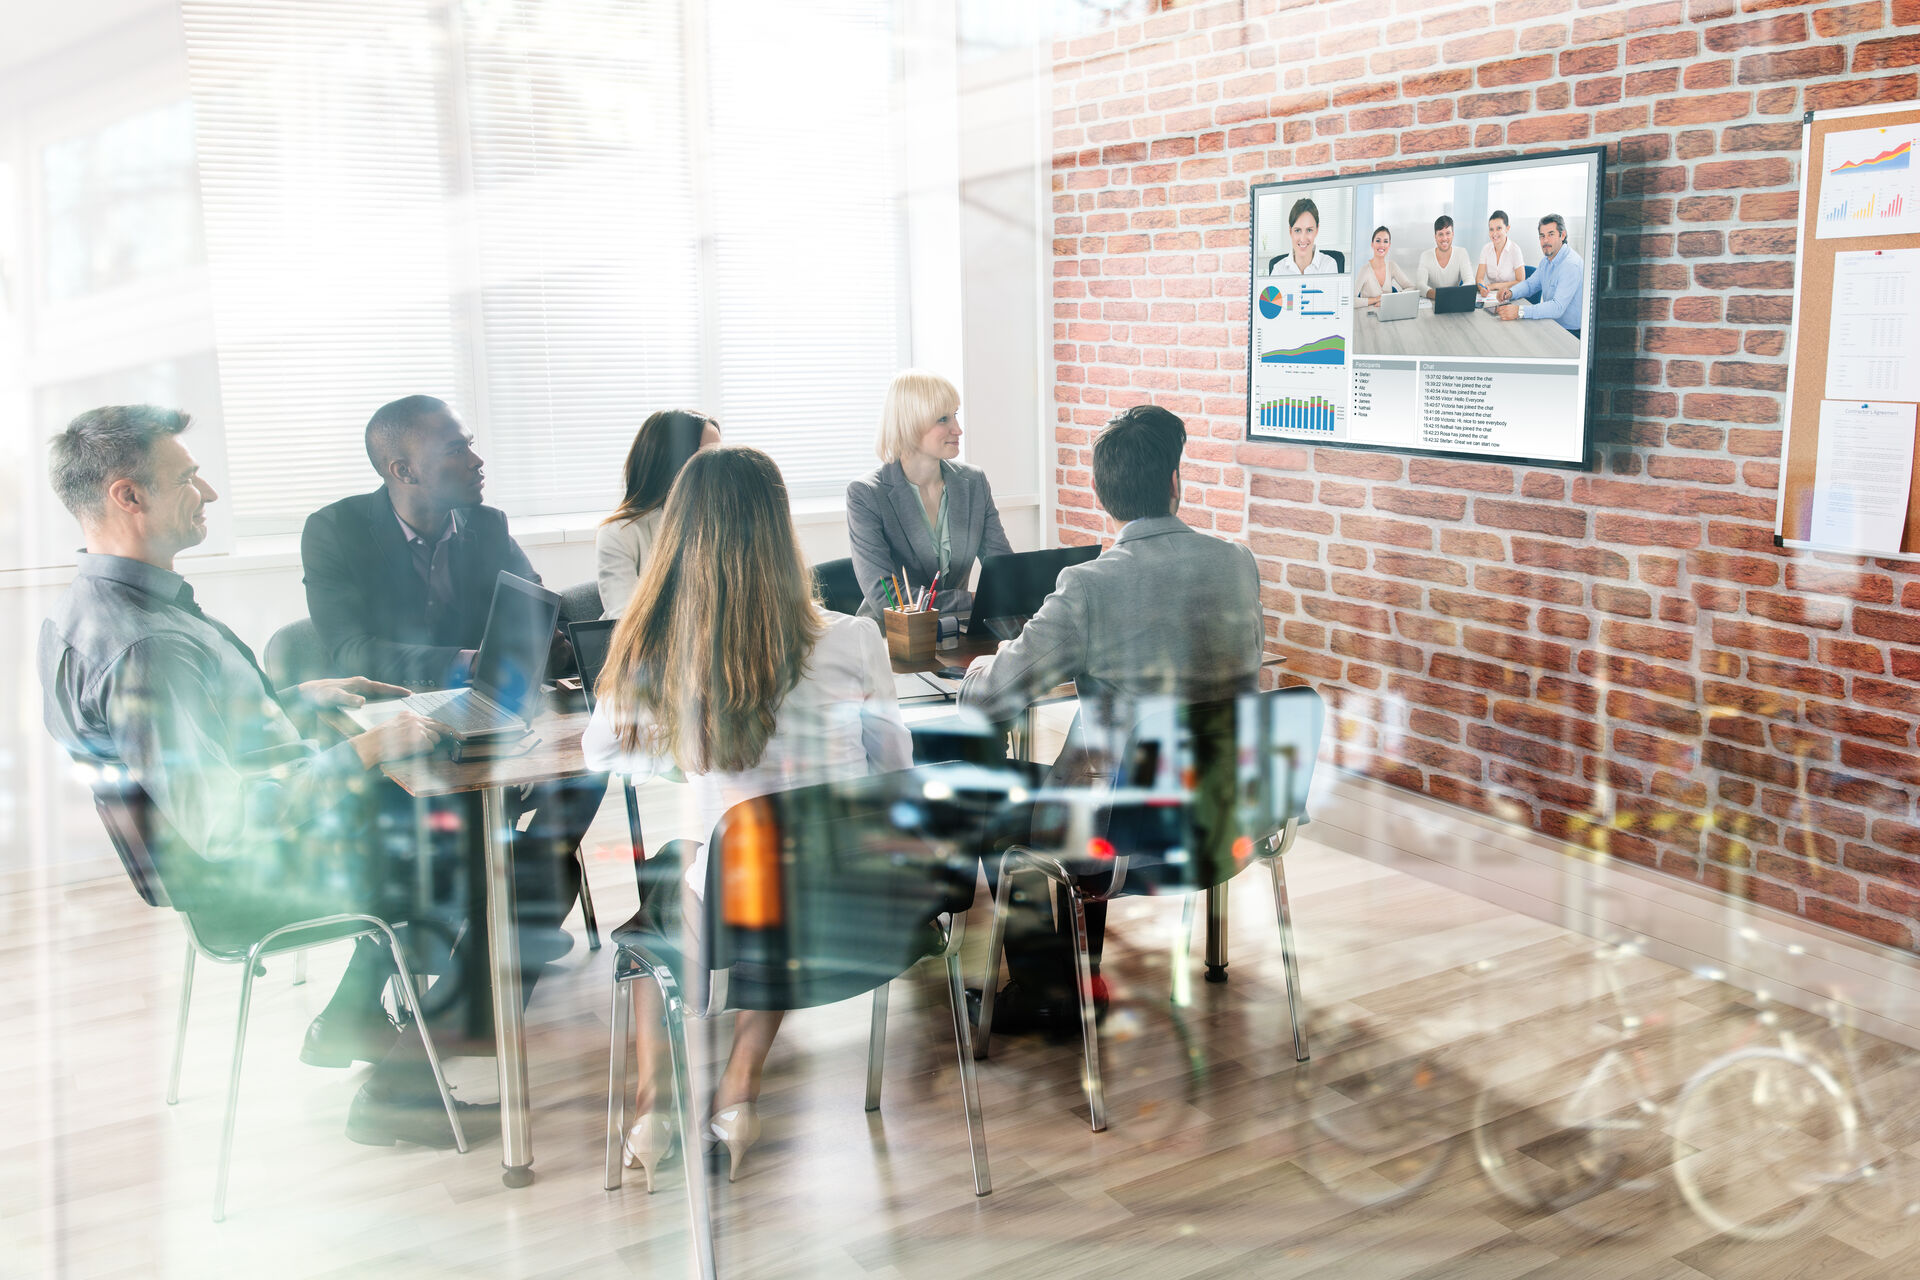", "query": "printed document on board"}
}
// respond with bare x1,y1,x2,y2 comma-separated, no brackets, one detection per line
1808,400,1917,554
1825,249,1920,402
